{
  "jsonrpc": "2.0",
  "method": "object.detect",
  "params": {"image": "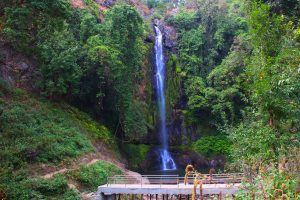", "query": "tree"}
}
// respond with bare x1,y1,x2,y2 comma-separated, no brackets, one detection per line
246,1,291,127
206,35,249,126
228,2,300,197
185,76,208,112
2,0,71,52
178,25,205,75
80,11,100,42
102,4,147,141
37,25,82,97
